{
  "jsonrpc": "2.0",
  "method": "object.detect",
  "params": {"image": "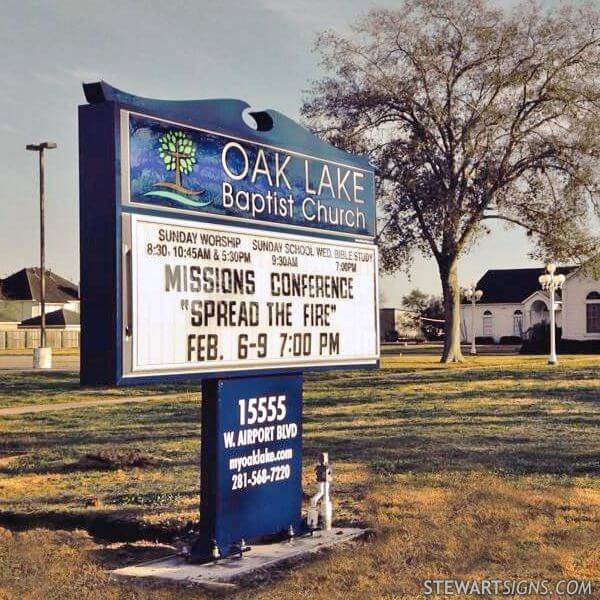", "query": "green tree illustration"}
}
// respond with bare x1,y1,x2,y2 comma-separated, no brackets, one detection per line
158,130,197,189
